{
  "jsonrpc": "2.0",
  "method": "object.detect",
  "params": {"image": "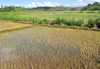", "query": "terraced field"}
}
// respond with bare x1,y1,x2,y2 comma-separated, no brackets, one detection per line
0,26,100,69
0,21,32,32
